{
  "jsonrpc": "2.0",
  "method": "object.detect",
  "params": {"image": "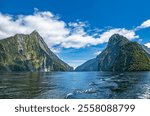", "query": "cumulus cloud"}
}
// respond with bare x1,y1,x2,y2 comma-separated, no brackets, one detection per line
135,19,150,30
0,11,69,48
61,28,138,48
98,28,138,42
140,19,150,28
145,43,150,48
0,10,139,49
